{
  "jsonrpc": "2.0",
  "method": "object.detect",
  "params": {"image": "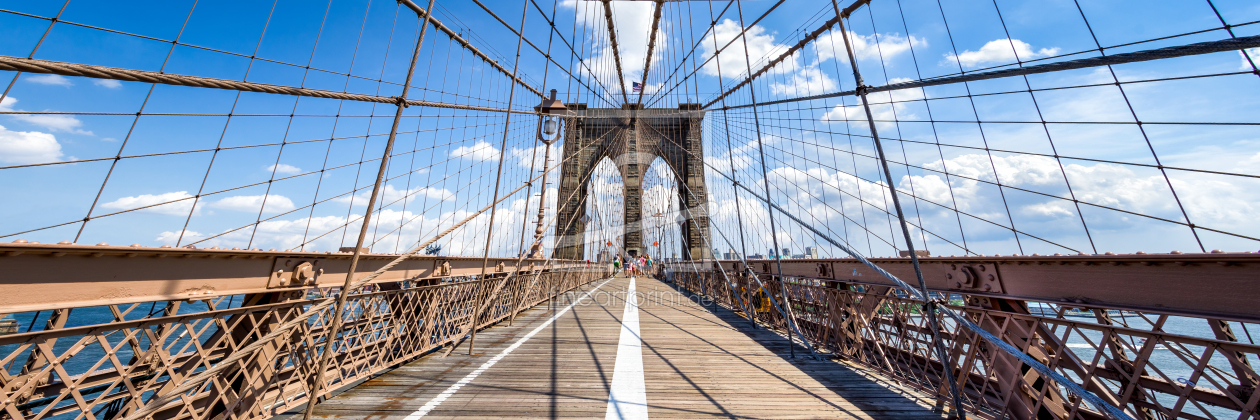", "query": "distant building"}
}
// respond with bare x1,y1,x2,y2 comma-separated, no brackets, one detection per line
805,246,819,259
750,253,765,259
782,248,790,258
